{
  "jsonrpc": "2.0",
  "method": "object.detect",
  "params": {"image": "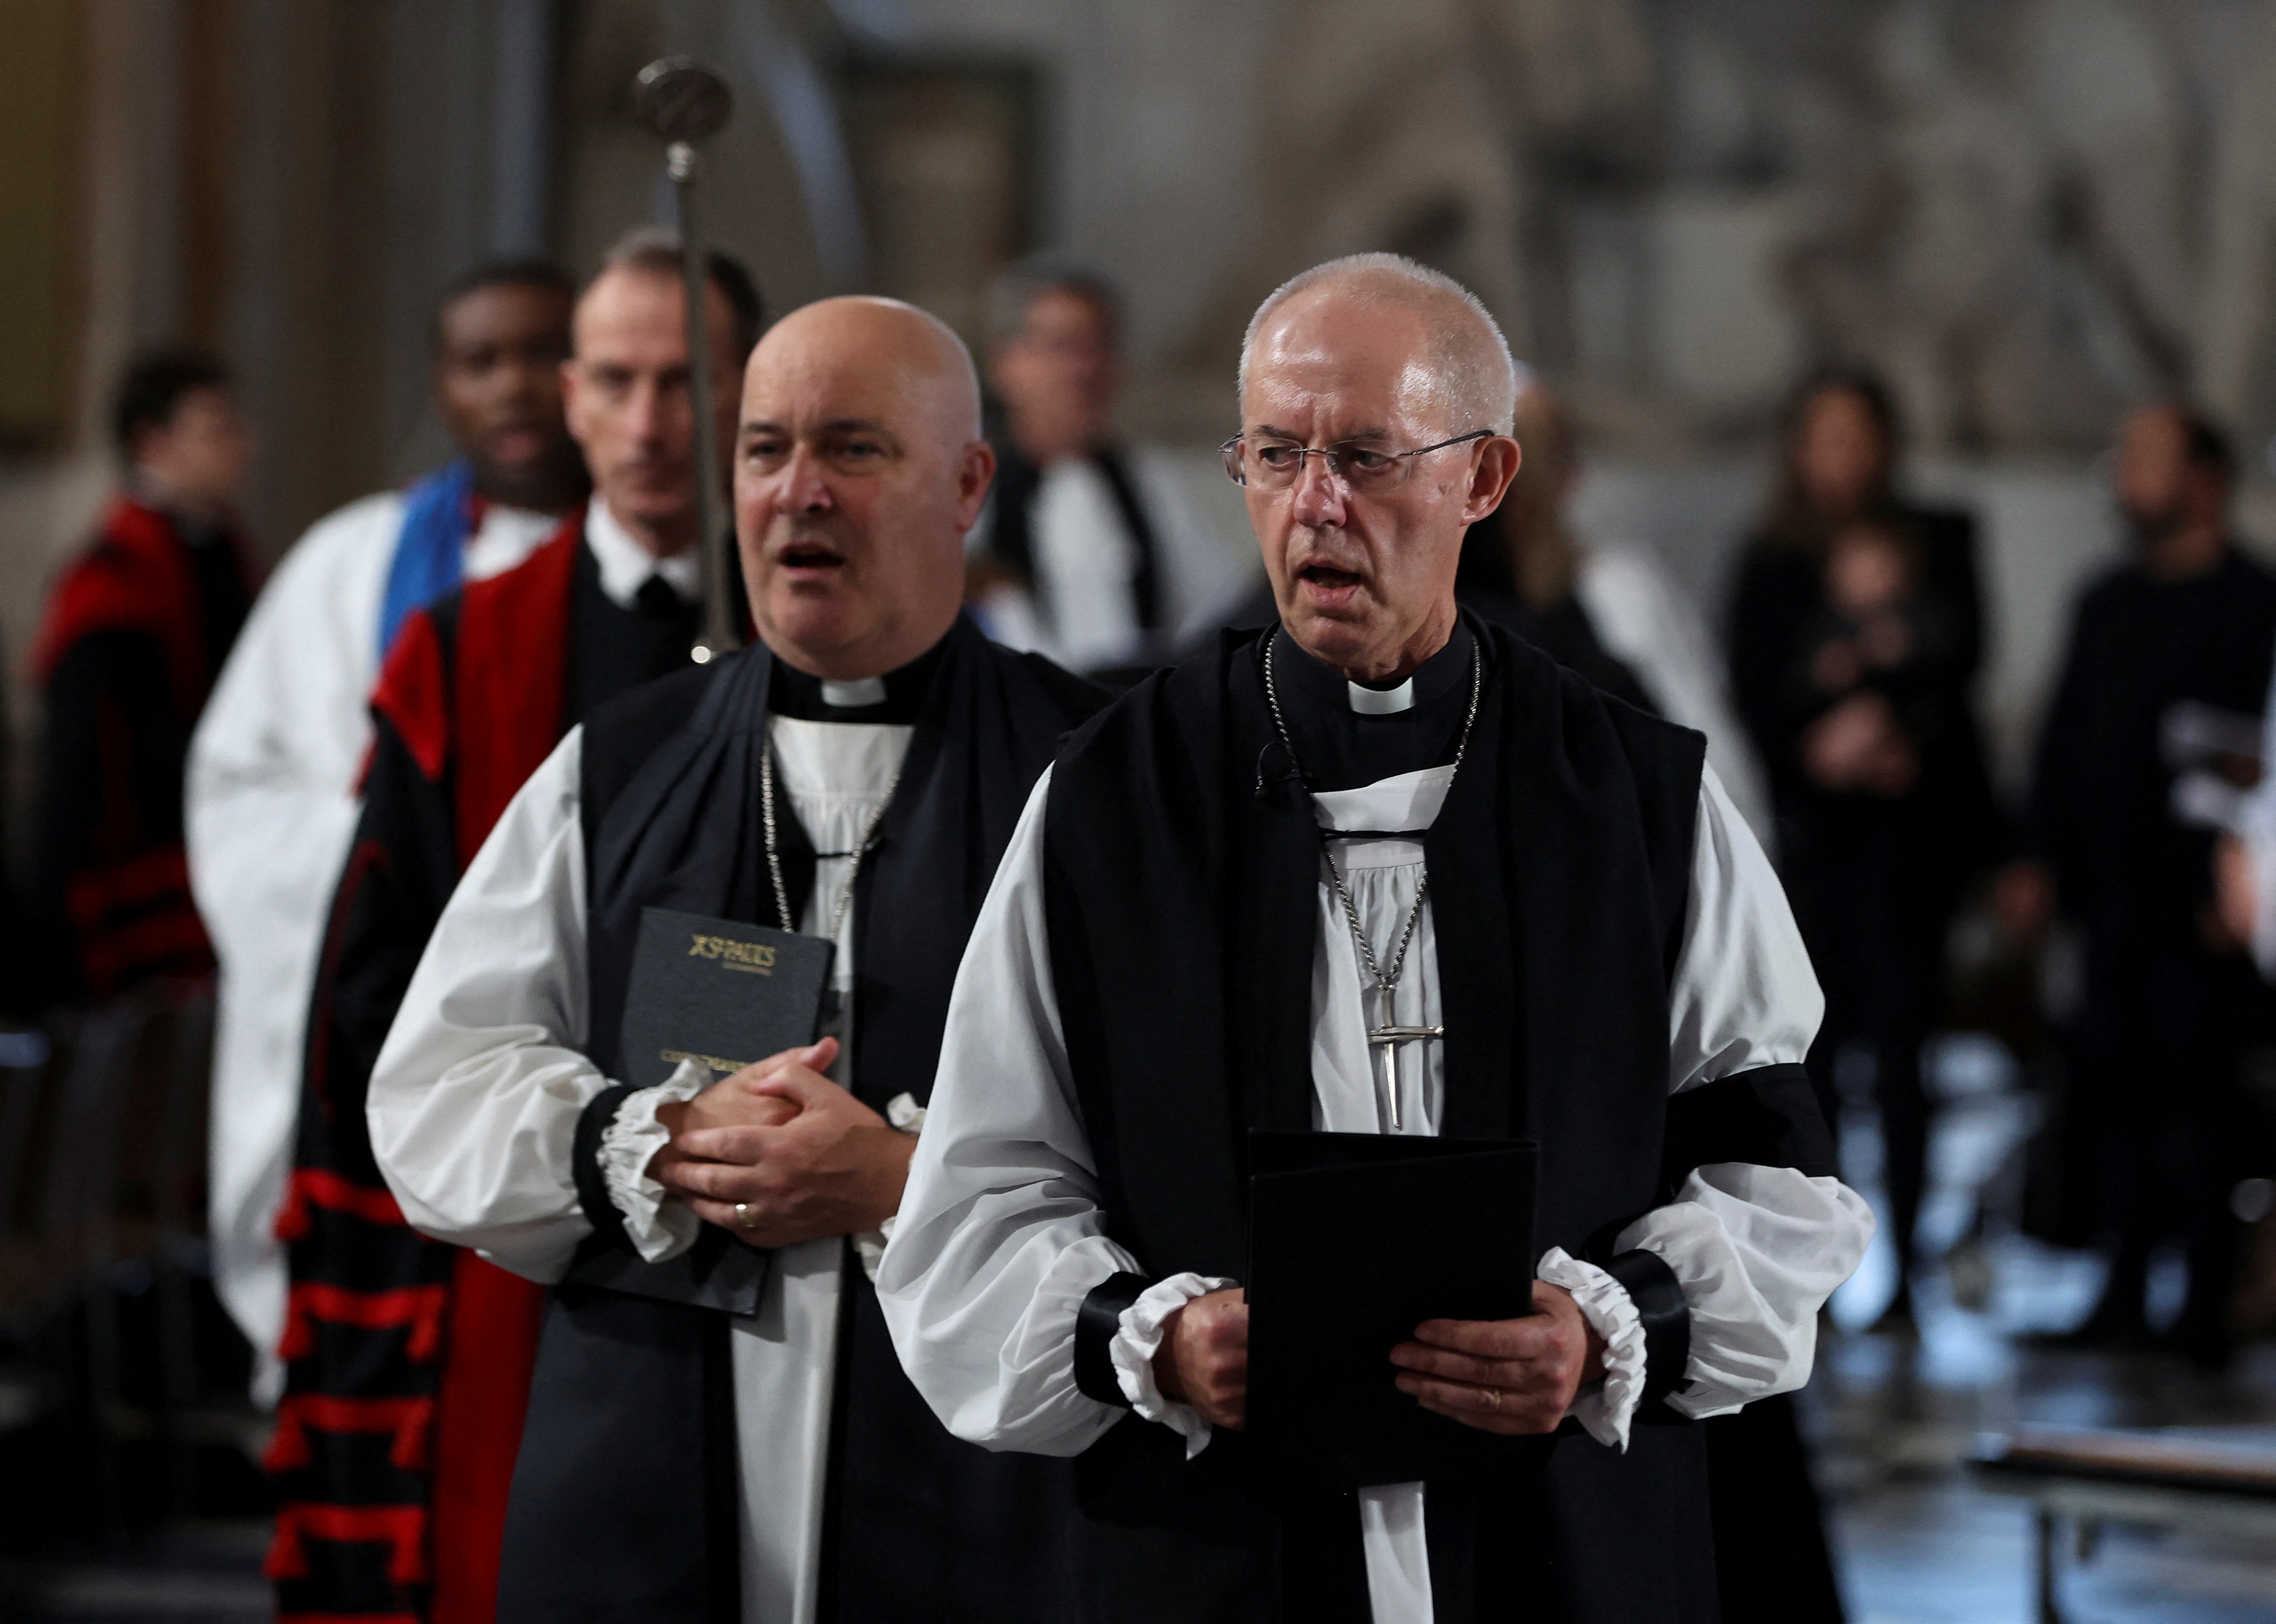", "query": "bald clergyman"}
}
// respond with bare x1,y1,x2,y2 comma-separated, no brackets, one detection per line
877,254,1874,1623
366,297,1103,1622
